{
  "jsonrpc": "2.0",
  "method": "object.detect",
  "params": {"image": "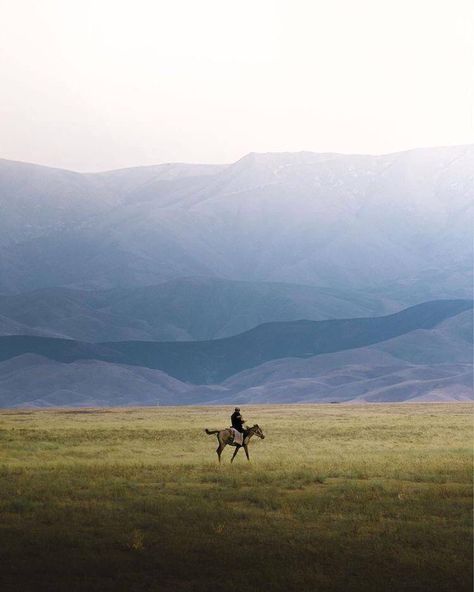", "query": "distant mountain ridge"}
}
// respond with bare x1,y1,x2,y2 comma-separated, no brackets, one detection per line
0,146,472,300
0,299,470,384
